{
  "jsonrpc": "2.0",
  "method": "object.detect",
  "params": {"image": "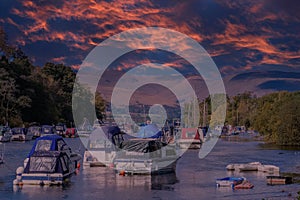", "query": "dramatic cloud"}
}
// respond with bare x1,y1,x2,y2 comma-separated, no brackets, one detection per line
7,1,203,60
0,0,299,96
